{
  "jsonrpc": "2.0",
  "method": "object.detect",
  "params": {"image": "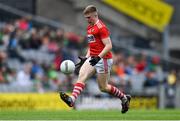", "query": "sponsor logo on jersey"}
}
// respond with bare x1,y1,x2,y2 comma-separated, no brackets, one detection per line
87,34,95,43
